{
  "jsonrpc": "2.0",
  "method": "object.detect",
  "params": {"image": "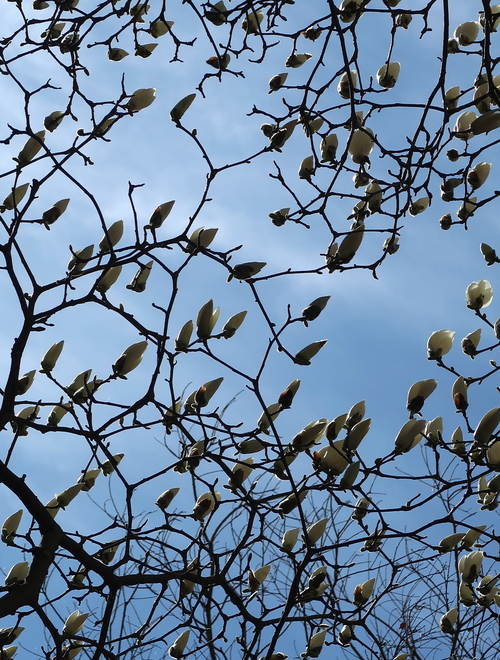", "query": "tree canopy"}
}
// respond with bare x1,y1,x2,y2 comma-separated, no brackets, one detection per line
1,1,500,660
